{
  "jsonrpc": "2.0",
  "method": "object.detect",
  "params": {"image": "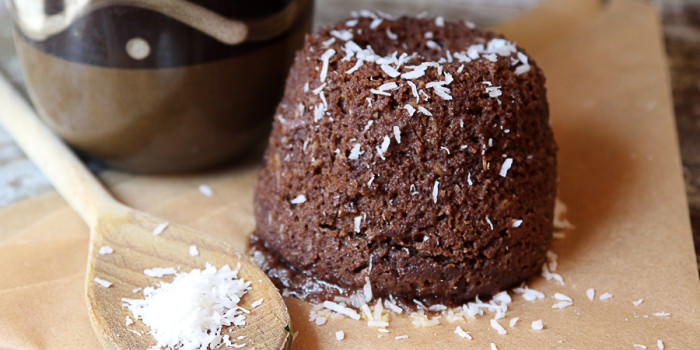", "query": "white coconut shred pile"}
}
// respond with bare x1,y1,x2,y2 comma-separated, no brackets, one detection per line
122,263,251,350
